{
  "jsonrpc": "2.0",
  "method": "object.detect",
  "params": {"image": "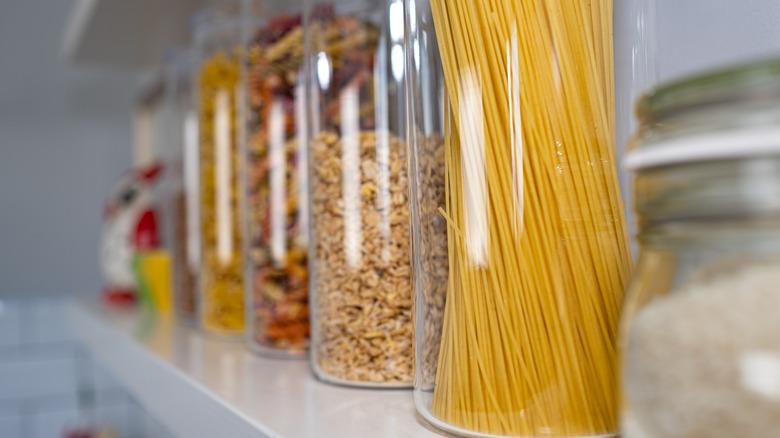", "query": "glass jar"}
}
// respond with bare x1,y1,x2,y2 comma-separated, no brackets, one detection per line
164,48,200,323
620,59,780,438
194,2,246,338
244,0,310,357
406,0,652,436
615,0,659,255
307,0,413,387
